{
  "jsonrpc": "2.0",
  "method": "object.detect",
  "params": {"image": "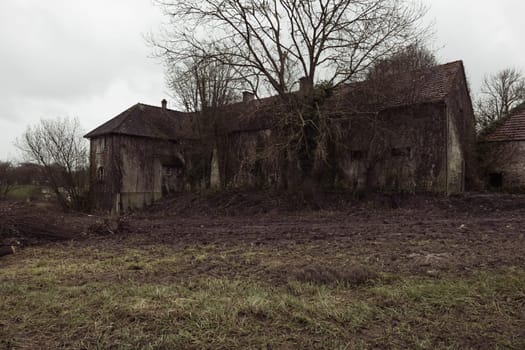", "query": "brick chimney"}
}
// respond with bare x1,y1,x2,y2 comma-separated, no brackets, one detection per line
161,99,167,109
242,91,255,103
299,77,312,93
